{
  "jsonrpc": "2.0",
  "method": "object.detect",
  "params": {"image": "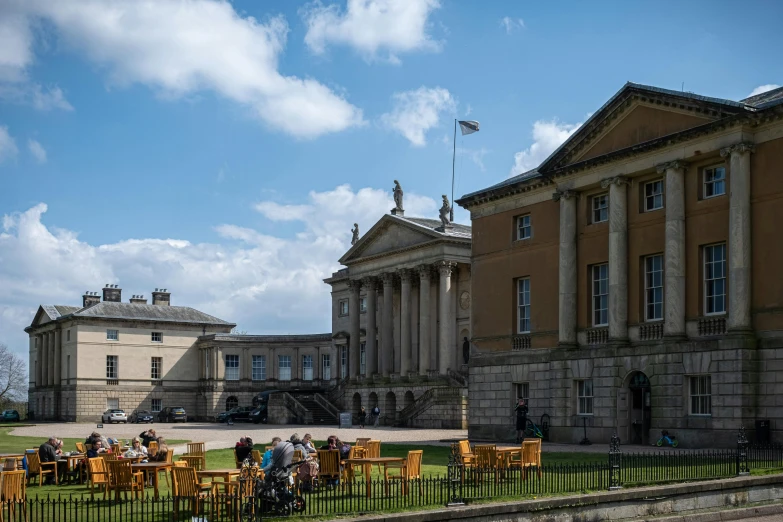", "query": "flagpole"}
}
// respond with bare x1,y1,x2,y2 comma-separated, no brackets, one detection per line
451,118,456,222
